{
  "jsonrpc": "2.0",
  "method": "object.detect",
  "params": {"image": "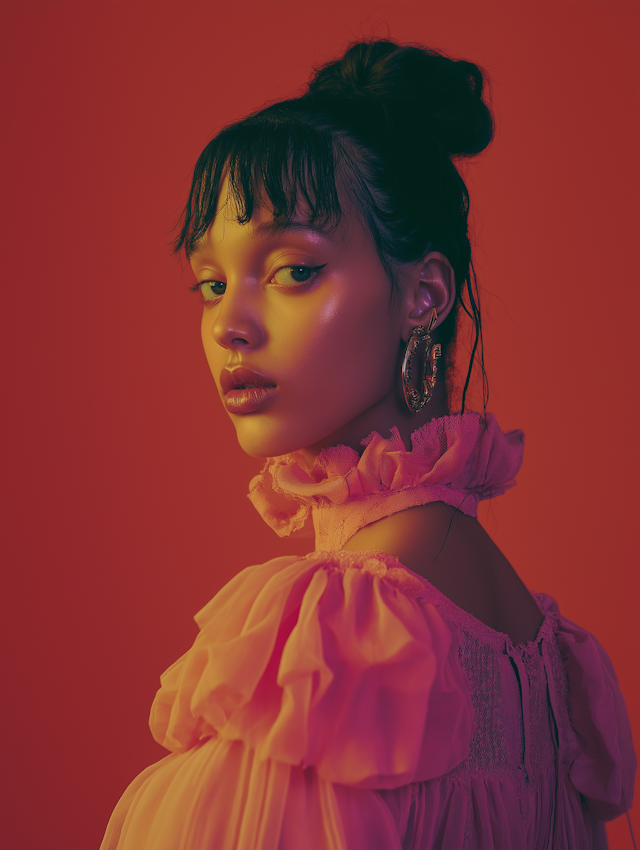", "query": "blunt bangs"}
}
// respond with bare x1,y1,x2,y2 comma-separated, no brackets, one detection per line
173,110,346,257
